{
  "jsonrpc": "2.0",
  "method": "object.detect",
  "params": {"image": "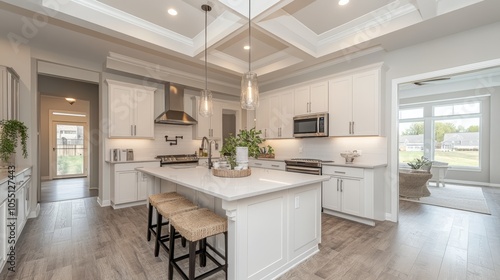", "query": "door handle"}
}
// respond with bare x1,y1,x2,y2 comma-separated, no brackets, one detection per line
340,179,344,192
351,122,354,134
336,179,339,191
